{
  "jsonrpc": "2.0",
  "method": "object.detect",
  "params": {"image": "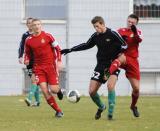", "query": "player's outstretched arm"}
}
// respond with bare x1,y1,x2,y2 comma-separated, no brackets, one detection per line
61,49,72,55
61,33,96,55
